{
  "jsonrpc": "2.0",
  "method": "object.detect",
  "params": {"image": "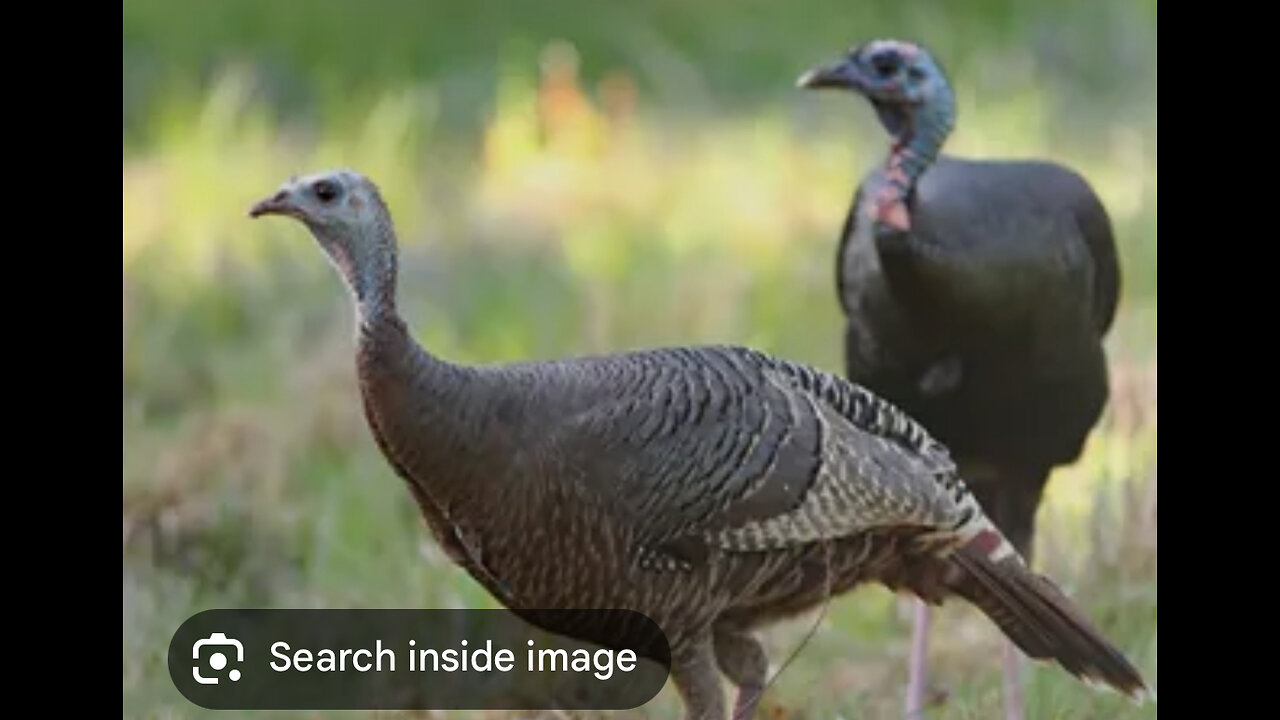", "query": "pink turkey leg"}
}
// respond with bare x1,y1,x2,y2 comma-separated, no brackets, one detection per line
905,598,931,718
1003,638,1025,720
